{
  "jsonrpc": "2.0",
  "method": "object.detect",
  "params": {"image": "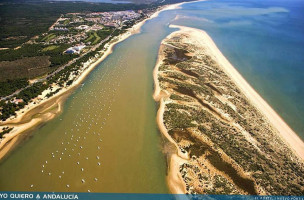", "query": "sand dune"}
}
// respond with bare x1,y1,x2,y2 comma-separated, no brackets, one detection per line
169,24,304,160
